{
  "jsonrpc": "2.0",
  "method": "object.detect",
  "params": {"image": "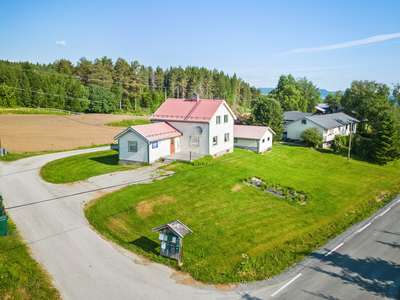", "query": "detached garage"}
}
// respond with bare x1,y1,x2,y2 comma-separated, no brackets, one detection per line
114,122,182,164
233,125,275,153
